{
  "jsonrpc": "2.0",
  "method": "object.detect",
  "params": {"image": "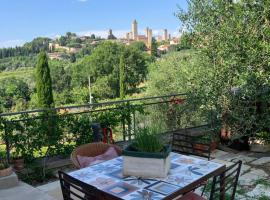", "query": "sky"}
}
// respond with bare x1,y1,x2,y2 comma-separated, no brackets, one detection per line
0,0,188,48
